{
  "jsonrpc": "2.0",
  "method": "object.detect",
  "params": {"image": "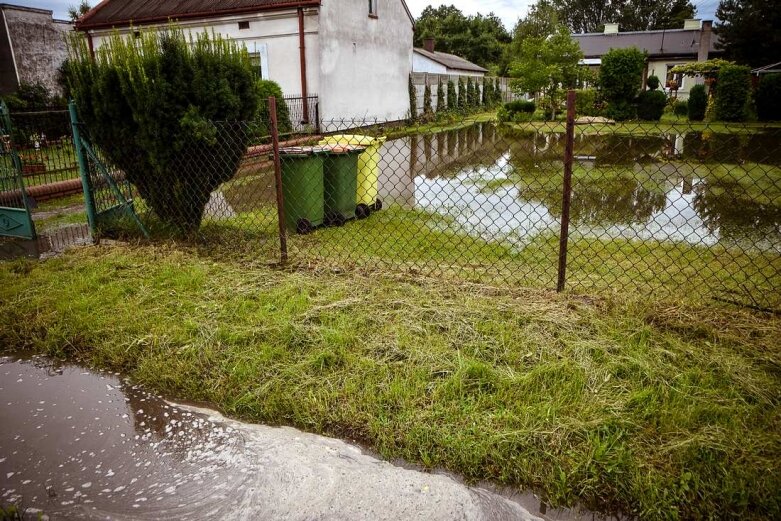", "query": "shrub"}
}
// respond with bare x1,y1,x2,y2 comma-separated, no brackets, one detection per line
423,82,434,119
481,79,488,106
505,100,536,113
64,29,261,233
688,84,707,121
457,78,467,111
255,80,292,136
575,88,599,116
714,64,751,121
408,75,418,120
673,99,688,117
599,47,646,118
646,75,660,91
498,100,537,122
436,80,446,113
447,80,457,111
756,74,781,121
636,90,667,121
494,78,502,105
606,100,636,121
2,81,65,110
